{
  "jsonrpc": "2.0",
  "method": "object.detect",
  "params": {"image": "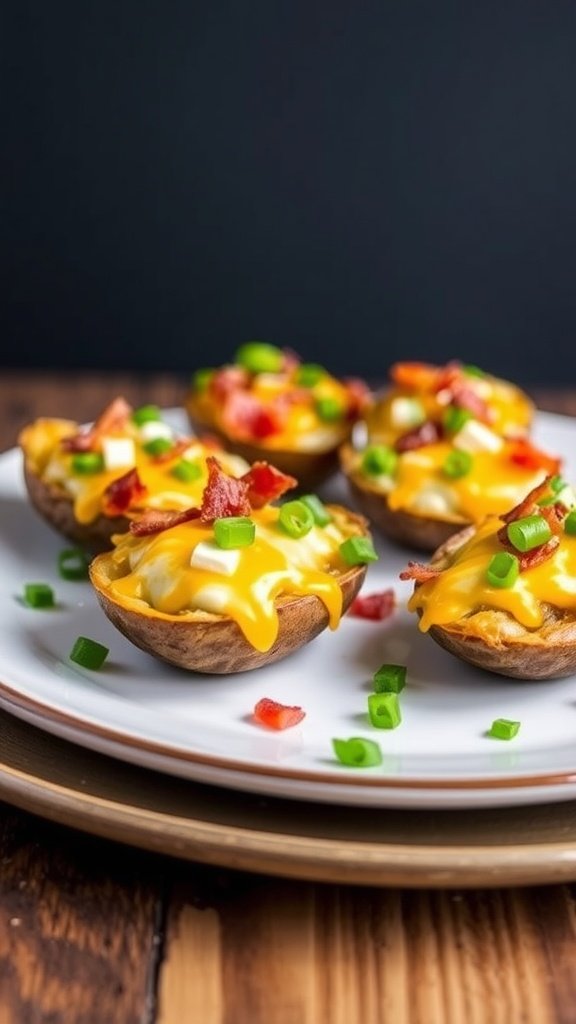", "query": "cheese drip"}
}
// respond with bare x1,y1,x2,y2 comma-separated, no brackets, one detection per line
409,517,576,632
21,419,247,524
106,507,349,652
